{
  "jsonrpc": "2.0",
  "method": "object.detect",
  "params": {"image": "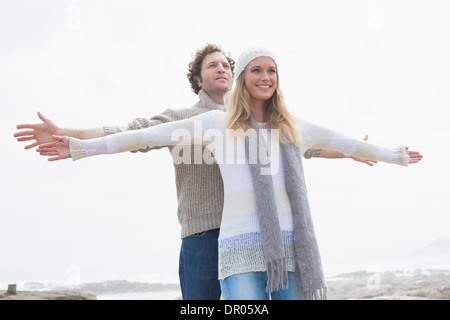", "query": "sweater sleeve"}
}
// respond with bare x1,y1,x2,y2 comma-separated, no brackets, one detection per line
70,111,218,161
297,117,410,167
102,109,175,153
